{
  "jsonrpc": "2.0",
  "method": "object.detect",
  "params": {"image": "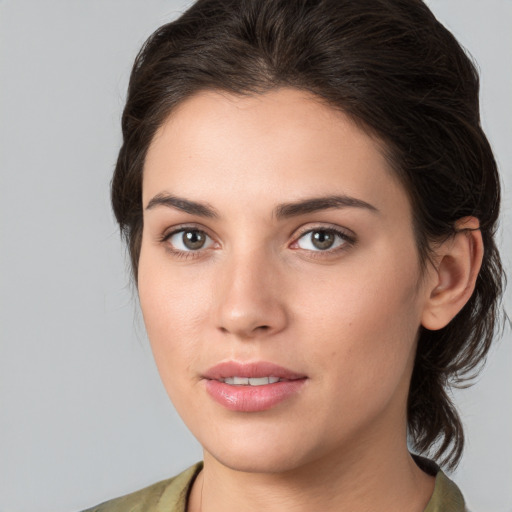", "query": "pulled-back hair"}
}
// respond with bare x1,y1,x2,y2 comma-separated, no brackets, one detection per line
111,0,504,469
